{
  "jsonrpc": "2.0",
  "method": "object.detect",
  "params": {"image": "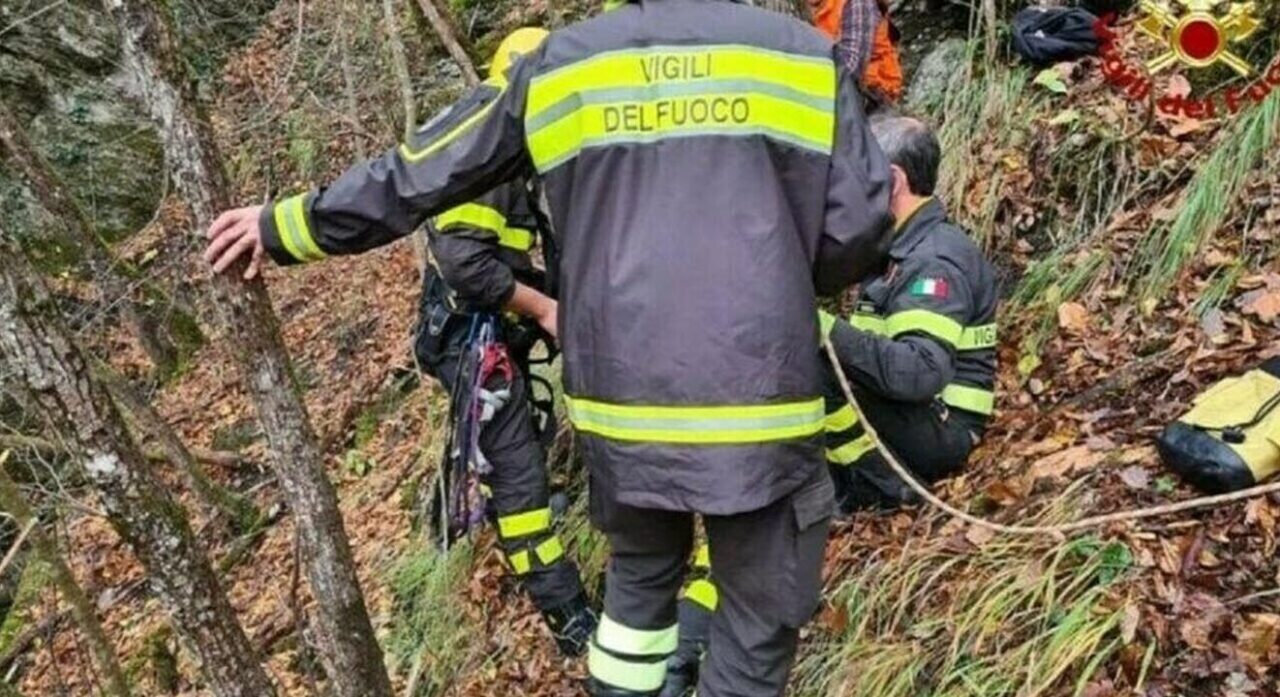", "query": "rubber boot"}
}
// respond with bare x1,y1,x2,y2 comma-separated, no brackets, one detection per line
543,591,598,657
659,597,711,697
